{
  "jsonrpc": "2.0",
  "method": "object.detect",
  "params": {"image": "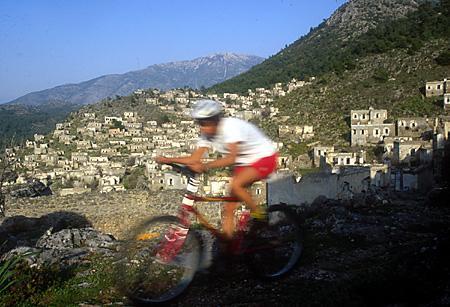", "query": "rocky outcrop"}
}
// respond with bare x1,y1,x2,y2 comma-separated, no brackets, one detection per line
326,0,434,40
10,181,52,198
1,228,116,269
